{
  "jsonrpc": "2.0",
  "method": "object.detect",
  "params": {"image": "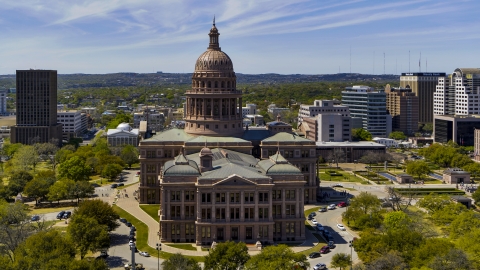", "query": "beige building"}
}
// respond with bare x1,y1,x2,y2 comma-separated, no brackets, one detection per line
400,72,445,124
138,22,319,246
11,70,62,146
475,129,480,161
385,85,419,136
443,168,470,184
